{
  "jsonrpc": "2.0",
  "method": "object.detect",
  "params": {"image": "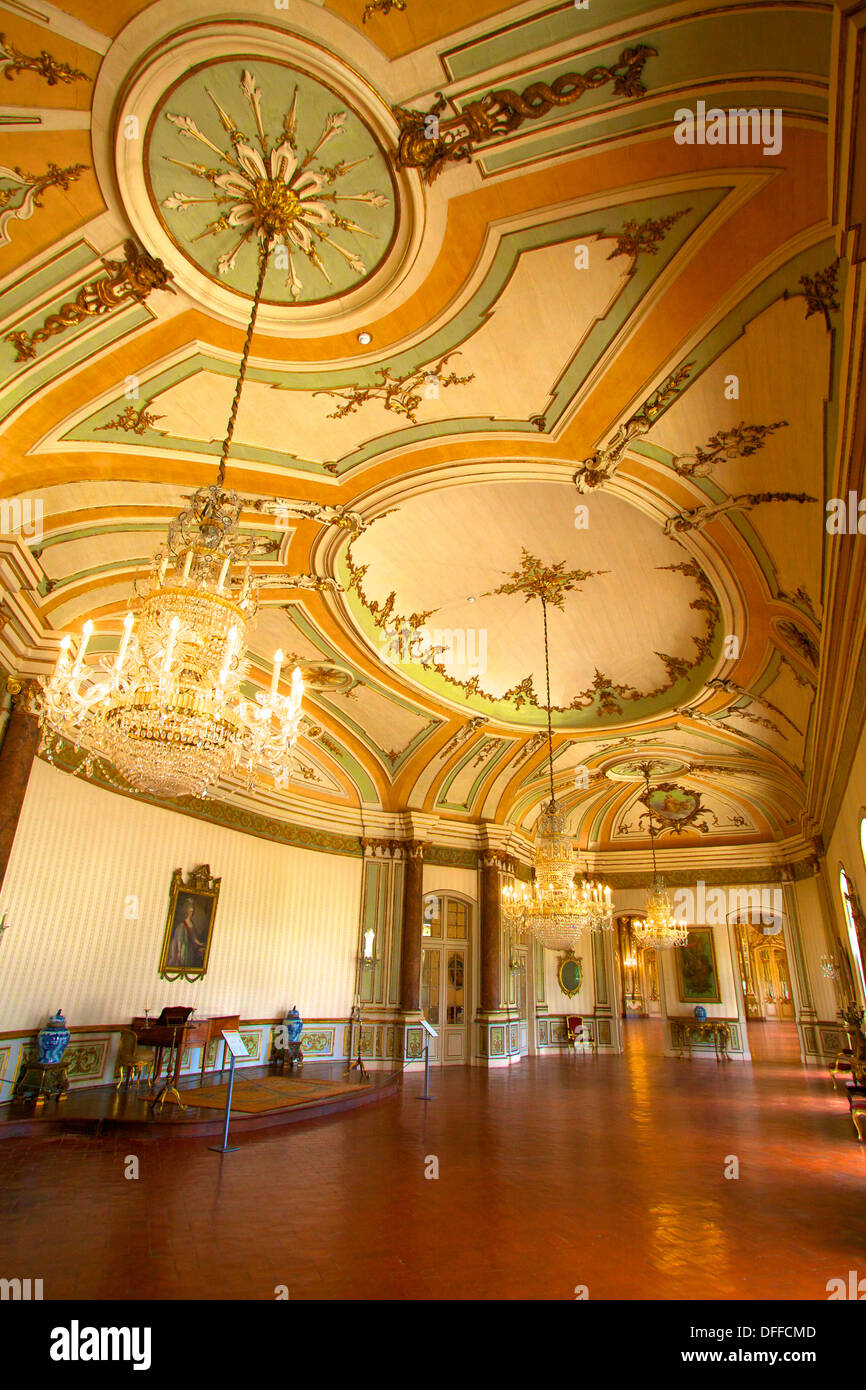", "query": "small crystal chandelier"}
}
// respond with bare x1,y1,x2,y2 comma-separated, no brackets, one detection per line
820,953,840,981
500,593,612,950
633,767,688,950
33,237,306,799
